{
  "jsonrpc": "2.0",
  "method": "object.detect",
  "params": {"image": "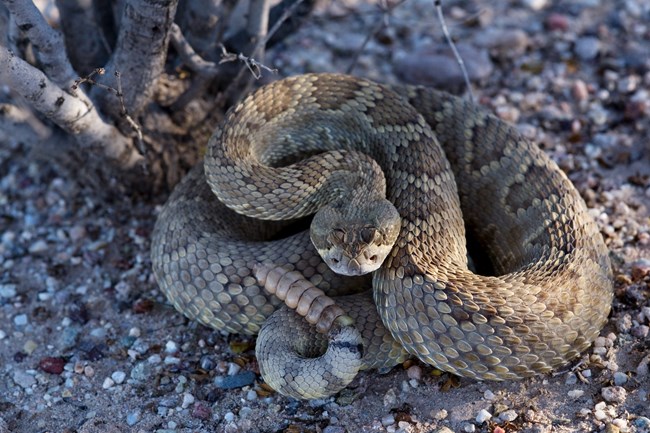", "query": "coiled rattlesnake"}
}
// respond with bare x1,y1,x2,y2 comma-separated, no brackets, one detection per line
151,73,613,399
